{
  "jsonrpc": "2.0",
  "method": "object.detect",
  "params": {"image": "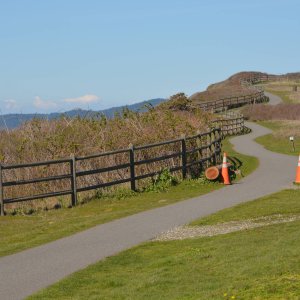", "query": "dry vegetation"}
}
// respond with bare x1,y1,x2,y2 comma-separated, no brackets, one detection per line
256,120,300,142
242,103,300,121
262,80,300,103
1,94,216,212
1,94,212,165
271,120,300,139
189,71,268,102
